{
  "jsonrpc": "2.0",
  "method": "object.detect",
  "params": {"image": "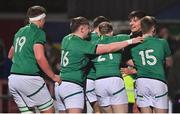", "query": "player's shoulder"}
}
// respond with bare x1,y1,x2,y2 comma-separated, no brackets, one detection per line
62,34,72,43
64,34,73,39
115,34,130,38
15,25,29,37
153,36,168,44
114,34,130,41
91,32,98,36
90,32,99,40
35,27,45,35
16,25,28,33
62,34,83,44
